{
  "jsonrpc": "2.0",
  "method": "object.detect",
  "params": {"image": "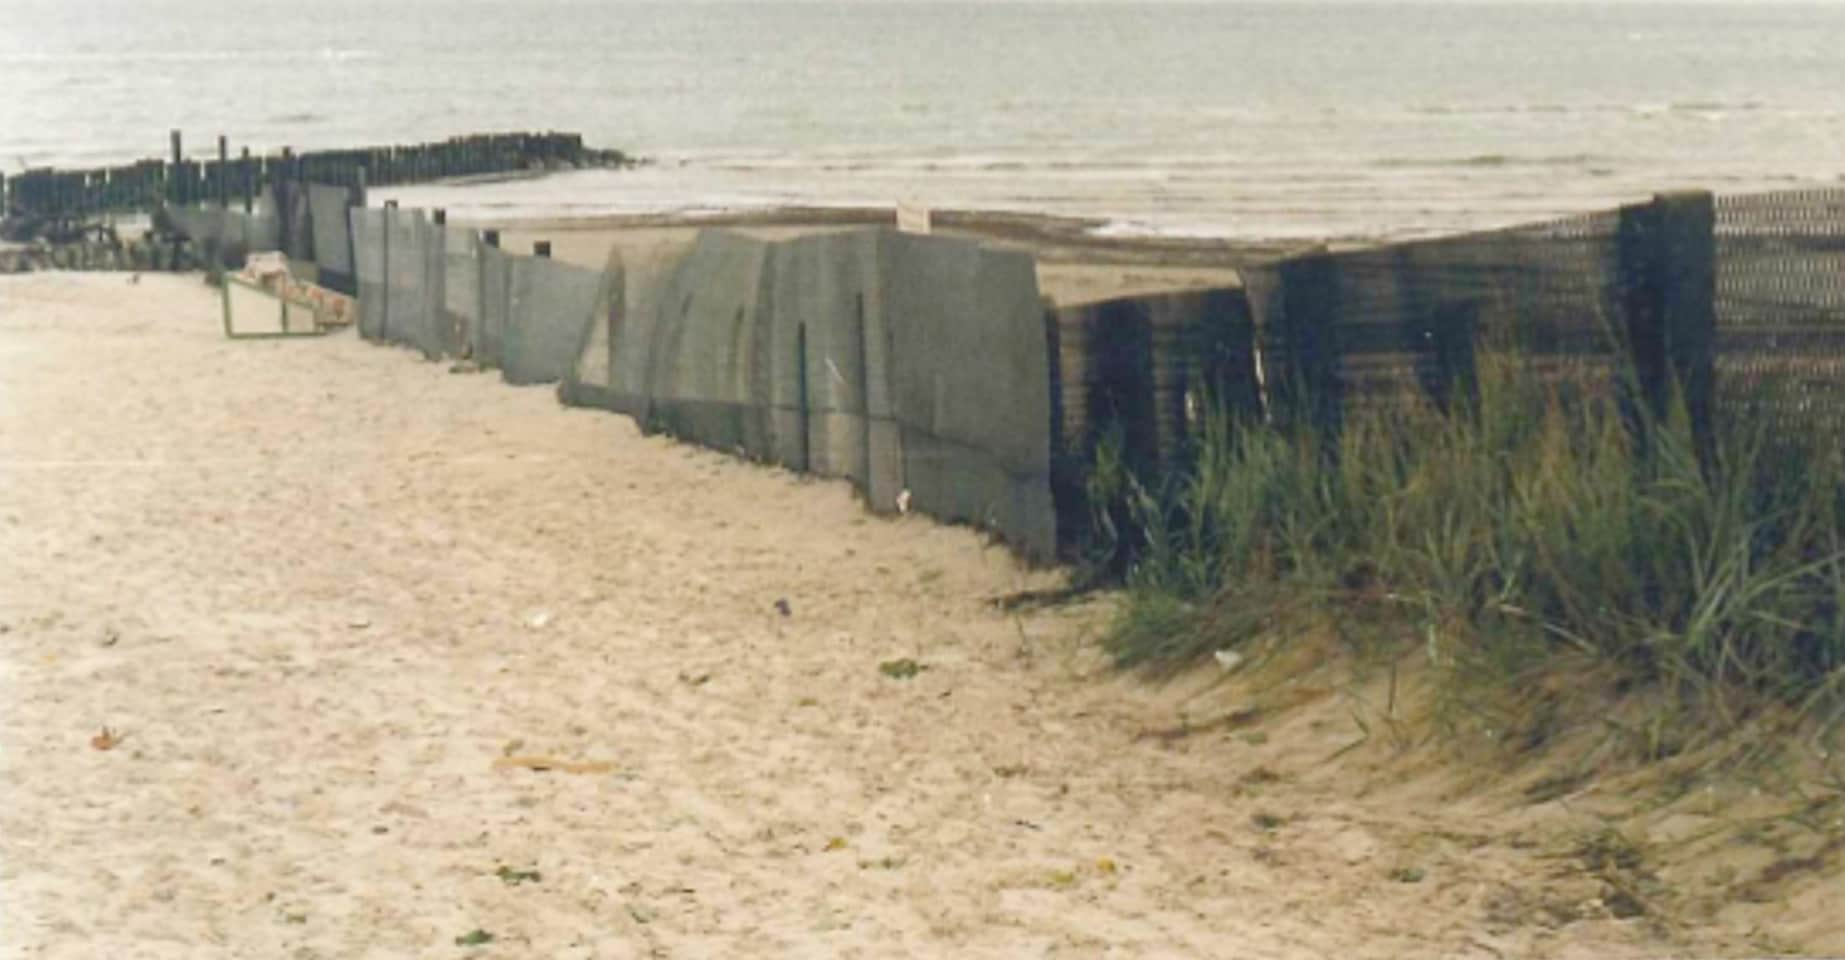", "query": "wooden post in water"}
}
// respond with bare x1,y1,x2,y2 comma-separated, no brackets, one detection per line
433,209,446,226
534,241,551,258
482,229,500,249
